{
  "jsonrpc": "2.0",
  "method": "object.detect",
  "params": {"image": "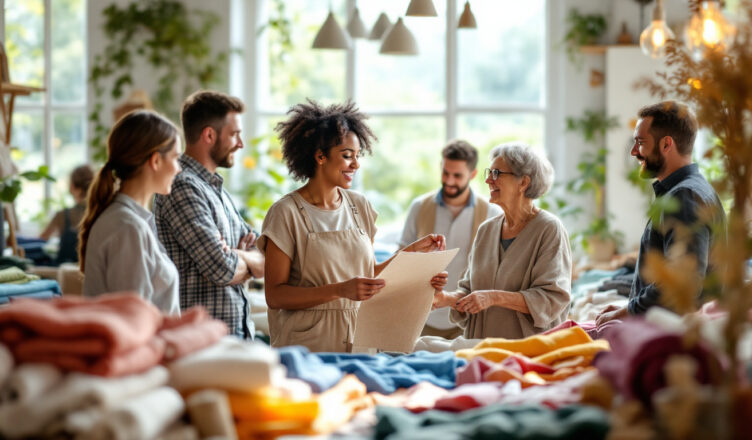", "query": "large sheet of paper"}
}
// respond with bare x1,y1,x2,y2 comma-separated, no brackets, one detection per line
353,248,459,353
